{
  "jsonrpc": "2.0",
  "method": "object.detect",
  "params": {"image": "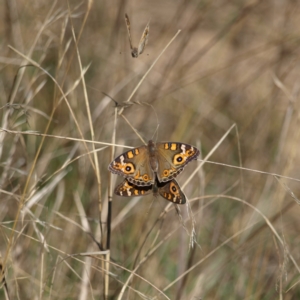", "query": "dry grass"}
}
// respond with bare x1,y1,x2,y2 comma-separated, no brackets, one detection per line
1,0,300,299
